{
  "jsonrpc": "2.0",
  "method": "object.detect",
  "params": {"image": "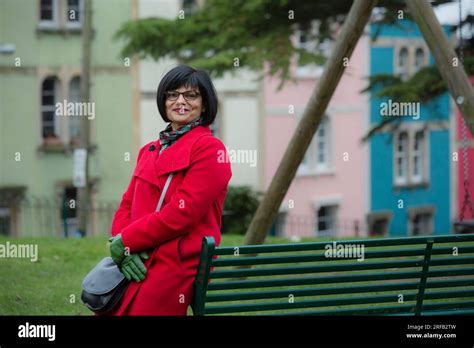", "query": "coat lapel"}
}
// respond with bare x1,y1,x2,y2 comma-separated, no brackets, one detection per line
156,125,212,177
133,125,212,188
